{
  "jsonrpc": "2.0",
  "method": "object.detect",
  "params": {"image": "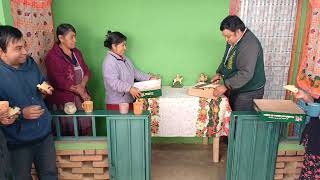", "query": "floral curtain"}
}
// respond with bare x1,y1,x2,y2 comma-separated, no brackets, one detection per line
10,0,55,75
296,0,320,98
